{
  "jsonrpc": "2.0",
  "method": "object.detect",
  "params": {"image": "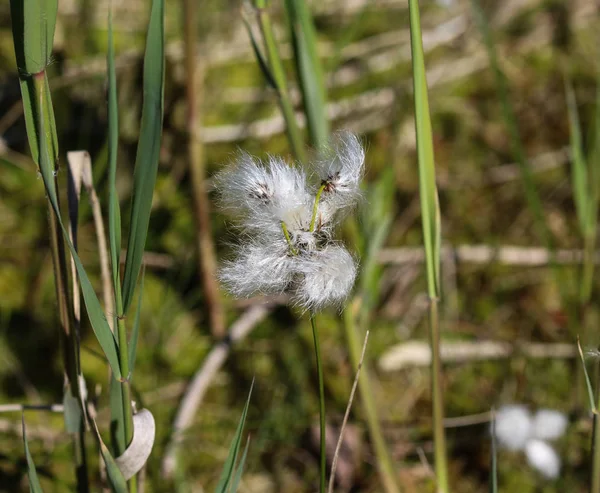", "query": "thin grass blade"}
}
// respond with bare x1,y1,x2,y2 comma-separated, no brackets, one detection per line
408,0,440,299
242,12,276,90
22,417,44,493
577,337,596,413
565,81,588,234
229,438,251,493
107,9,123,310
121,0,165,313
215,380,254,493
283,0,329,148
91,418,128,493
